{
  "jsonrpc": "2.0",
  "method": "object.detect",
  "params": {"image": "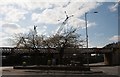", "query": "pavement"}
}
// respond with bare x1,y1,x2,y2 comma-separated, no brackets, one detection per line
91,66,120,76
